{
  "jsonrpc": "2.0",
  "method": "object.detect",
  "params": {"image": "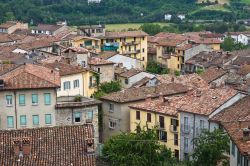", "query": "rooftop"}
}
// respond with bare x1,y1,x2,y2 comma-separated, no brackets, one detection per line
63,47,89,54
43,62,91,76
0,63,60,90
0,21,17,29
97,51,118,60
56,96,101,108
33,24,64,32
103,31,148,39
200,67,228,83
88,57,115,66
0,124,95,166
119,68,142,78
100,83,189,103
178,87,237,116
